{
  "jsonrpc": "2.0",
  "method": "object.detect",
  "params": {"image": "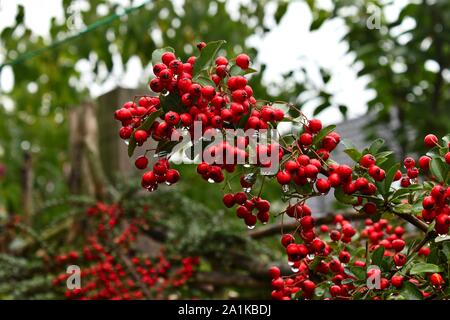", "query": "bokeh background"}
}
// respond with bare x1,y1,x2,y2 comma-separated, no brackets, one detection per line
0,0,449,299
